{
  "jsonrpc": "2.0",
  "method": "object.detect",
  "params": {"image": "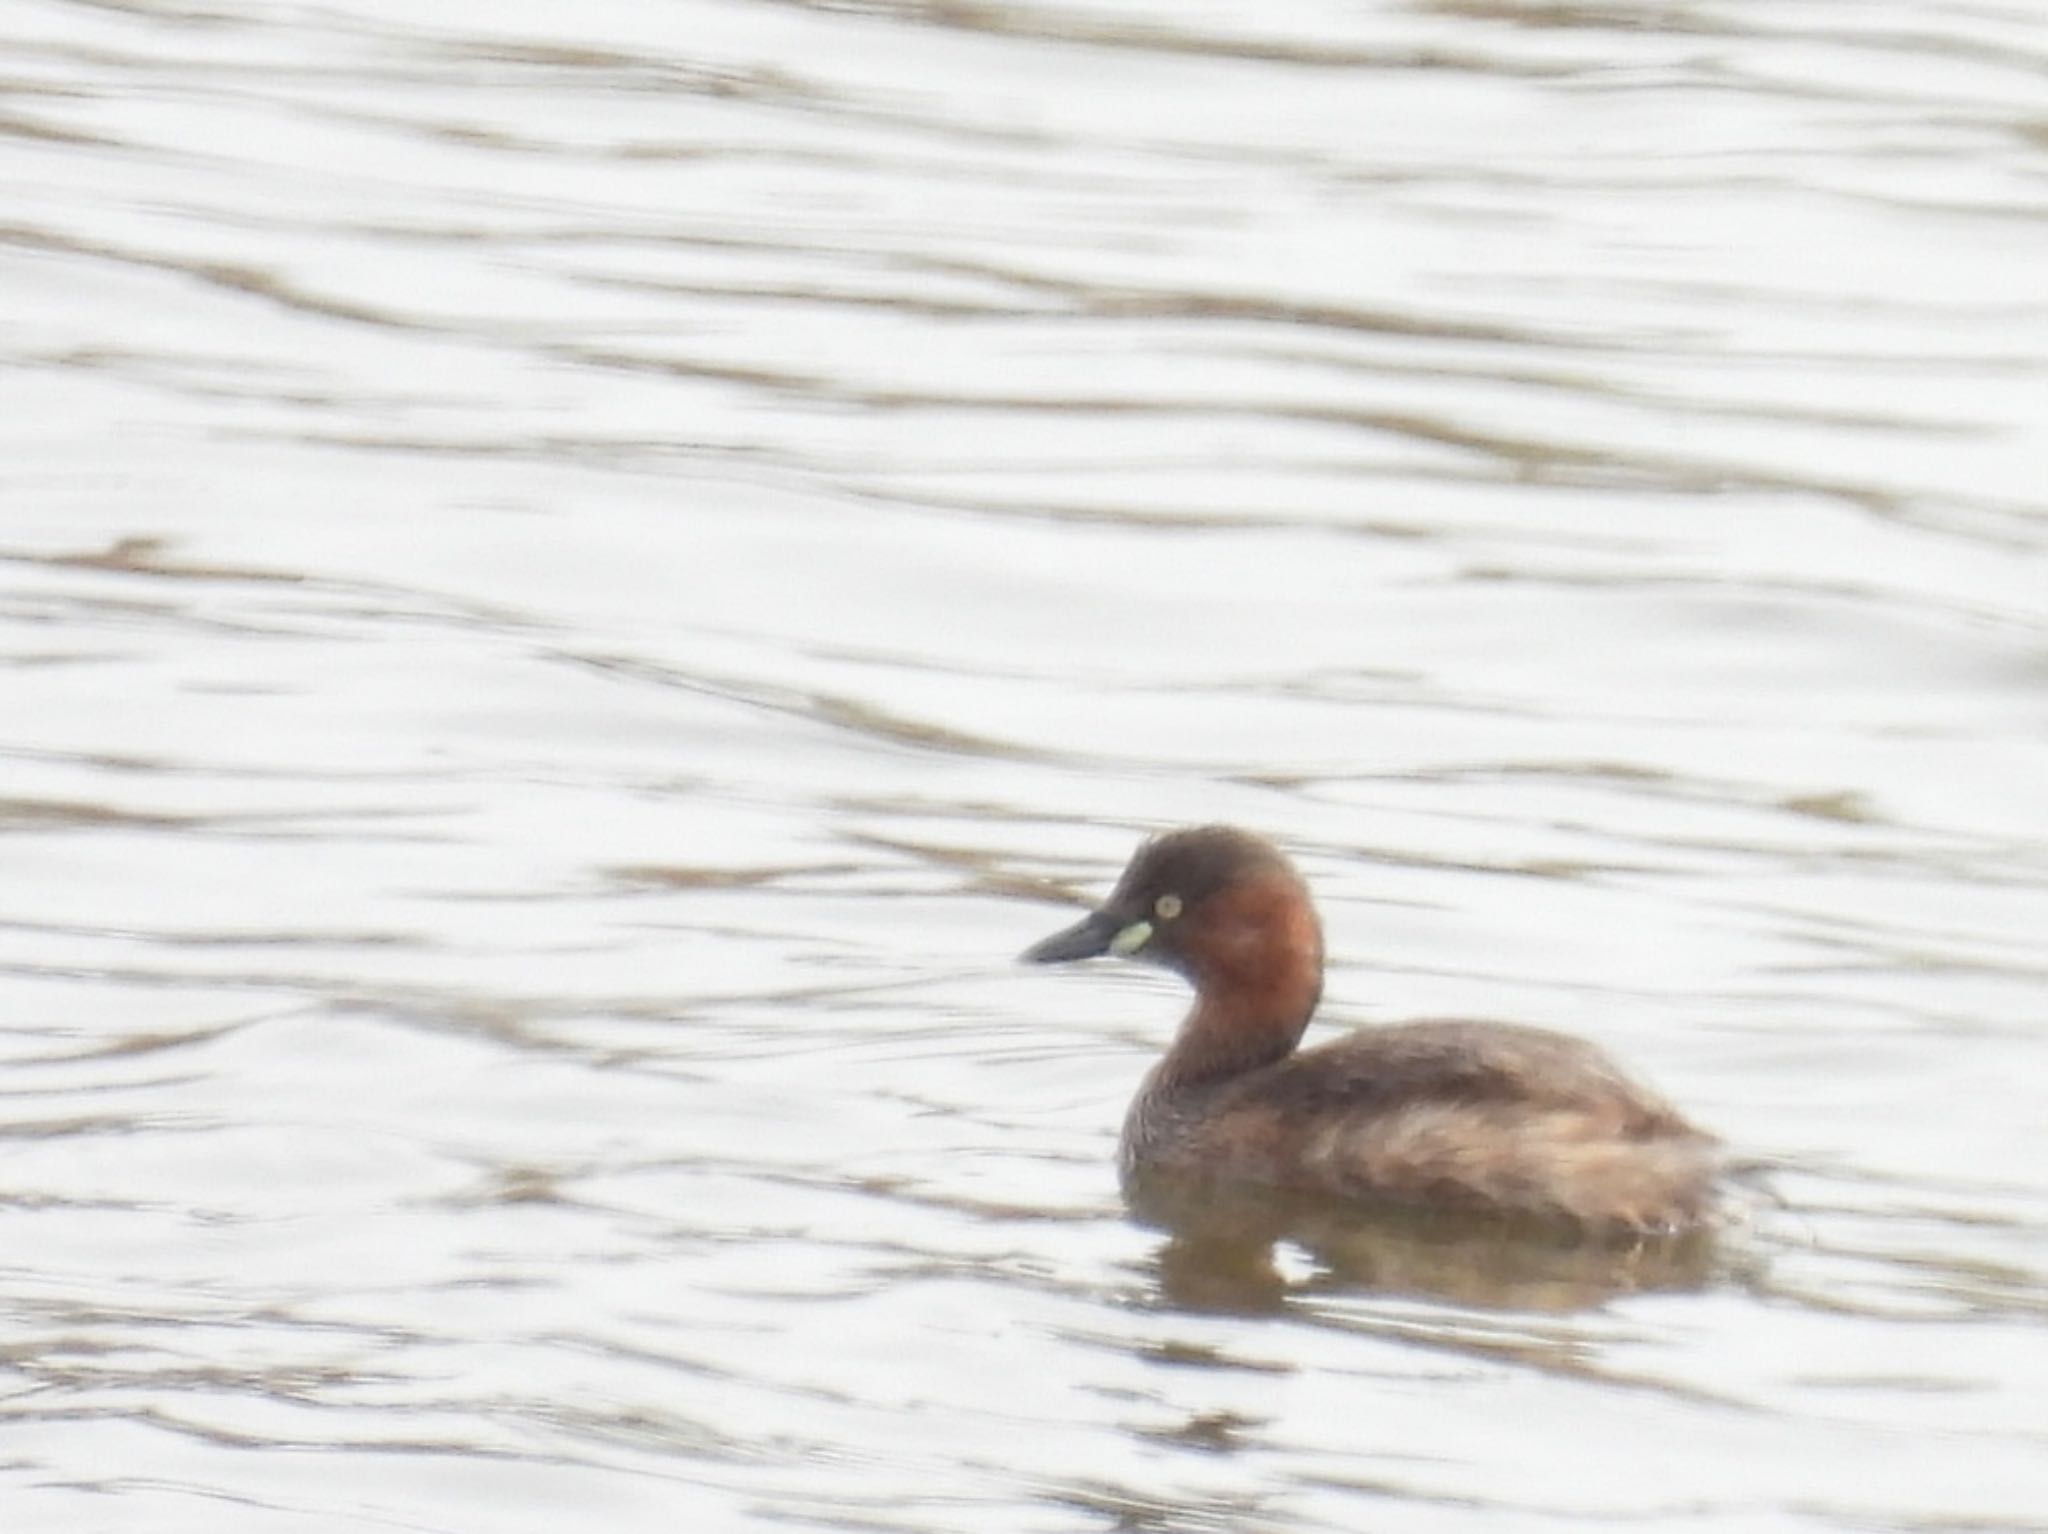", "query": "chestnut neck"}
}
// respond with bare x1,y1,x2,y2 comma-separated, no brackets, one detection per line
1152,870,1324,1092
